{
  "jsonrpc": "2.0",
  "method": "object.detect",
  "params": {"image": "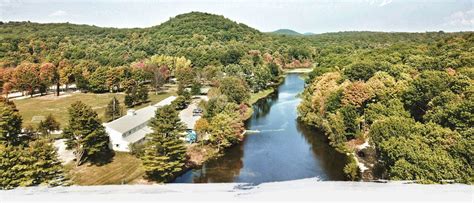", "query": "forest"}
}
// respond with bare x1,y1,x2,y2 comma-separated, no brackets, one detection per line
0,12,472,188
299,31,473,183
